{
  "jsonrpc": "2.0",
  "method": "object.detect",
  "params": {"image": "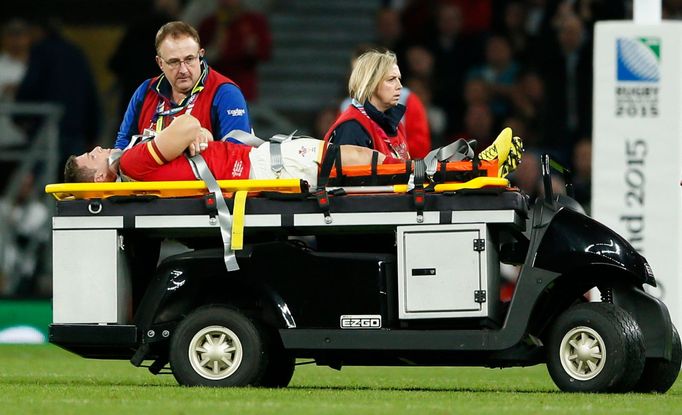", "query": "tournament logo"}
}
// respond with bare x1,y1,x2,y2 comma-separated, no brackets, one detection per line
614,37,660,118
616,37,660,82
